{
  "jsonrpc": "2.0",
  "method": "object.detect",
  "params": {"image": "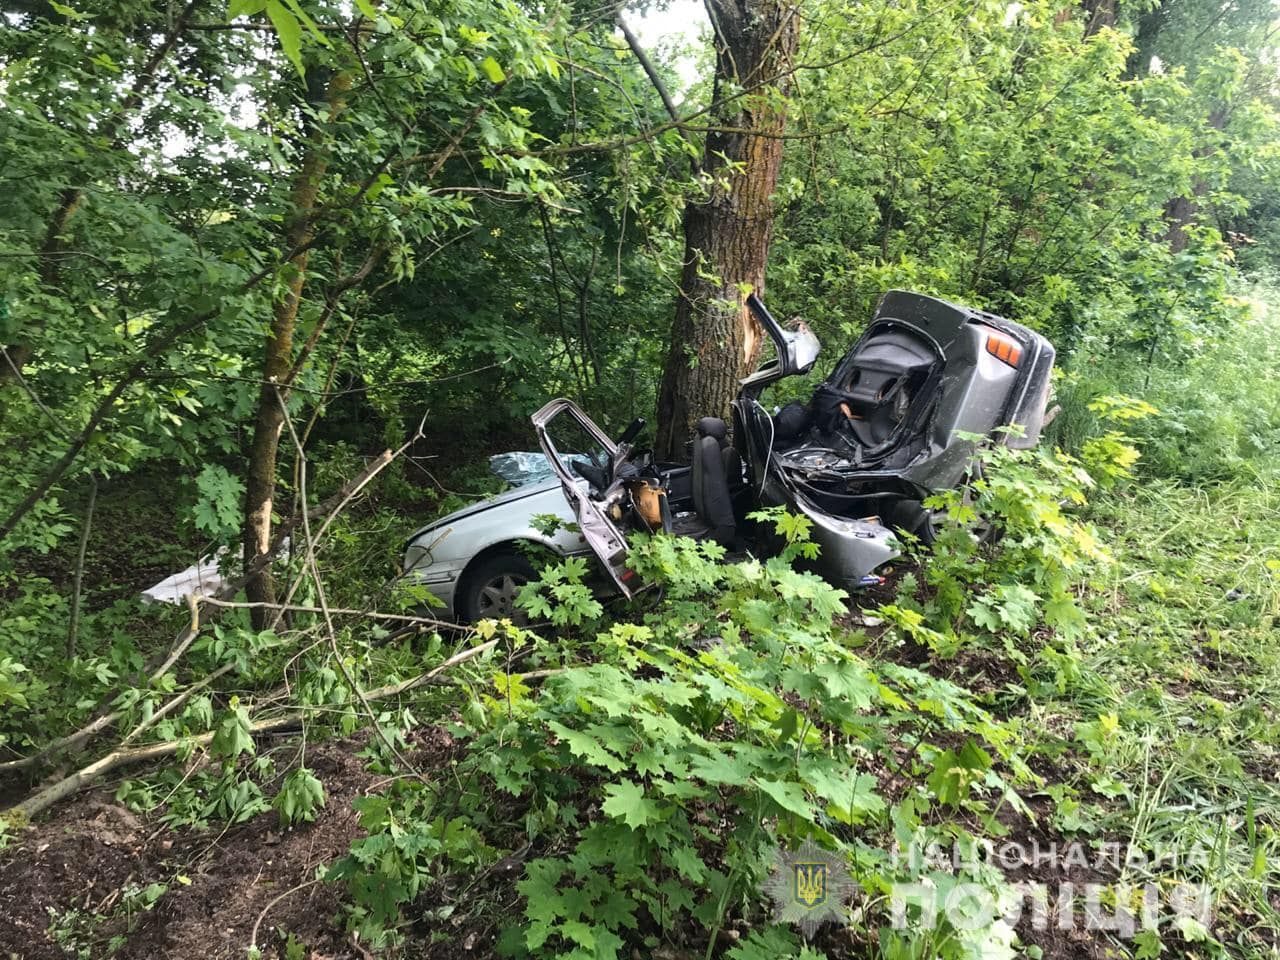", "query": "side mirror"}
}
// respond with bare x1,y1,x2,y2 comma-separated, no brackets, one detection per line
618,417,645,446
